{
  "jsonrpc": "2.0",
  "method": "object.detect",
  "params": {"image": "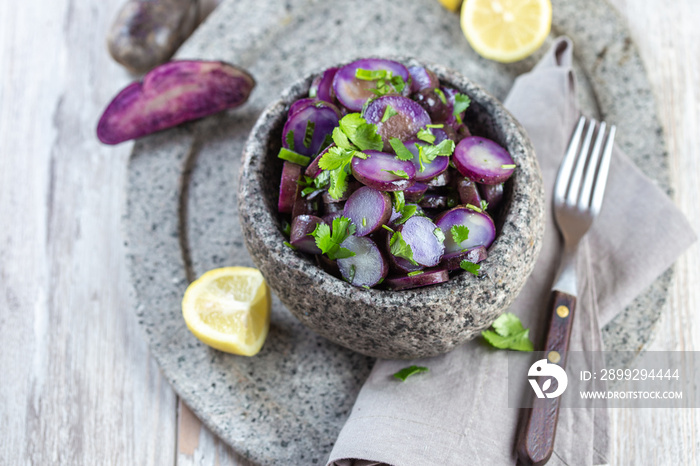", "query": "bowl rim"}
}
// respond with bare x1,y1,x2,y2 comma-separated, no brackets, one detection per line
239,56,544,314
